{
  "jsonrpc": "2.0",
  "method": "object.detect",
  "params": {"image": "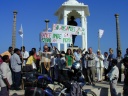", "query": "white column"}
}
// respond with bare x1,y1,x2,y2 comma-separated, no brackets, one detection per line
63,12,68,52
57,42,61,51
85,17,88,51
57,17,61,51
81,16,86,50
